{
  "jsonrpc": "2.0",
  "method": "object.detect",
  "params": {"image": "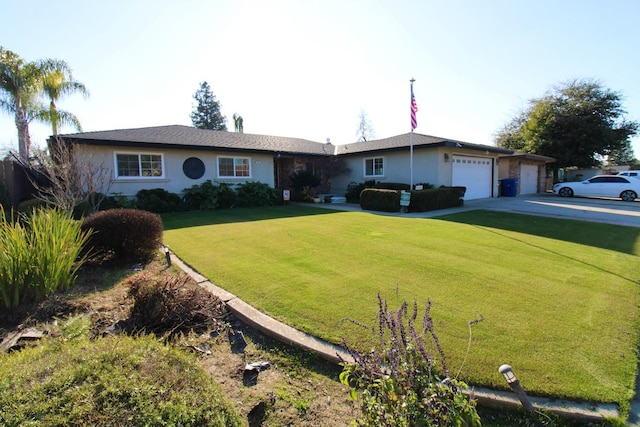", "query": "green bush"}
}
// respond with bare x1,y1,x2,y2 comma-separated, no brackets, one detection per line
81,209,163,263
0,316,242,426
17,198,52,214
403,186,467,212
135,188,182,213
183,180,237,210
236,181,279,207
359,188,401,212
374,182,410,191
0,208,90,308
345,180,377,203
340,296,481,426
